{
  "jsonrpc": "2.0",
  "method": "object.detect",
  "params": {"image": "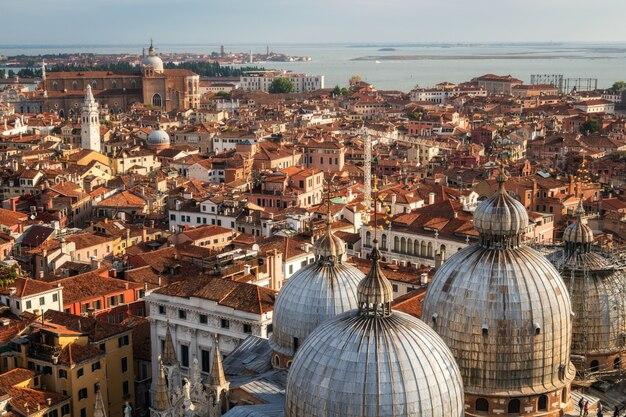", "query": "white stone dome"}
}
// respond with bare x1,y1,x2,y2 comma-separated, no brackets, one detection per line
285,242,464,417
142,43,164,73
269,226,363,359
147,126,170,148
